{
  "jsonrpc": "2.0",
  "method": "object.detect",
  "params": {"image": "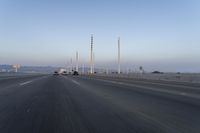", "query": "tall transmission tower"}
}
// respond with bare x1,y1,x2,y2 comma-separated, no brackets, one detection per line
90,34,94,74
118,37,121,74
76,51,79,72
